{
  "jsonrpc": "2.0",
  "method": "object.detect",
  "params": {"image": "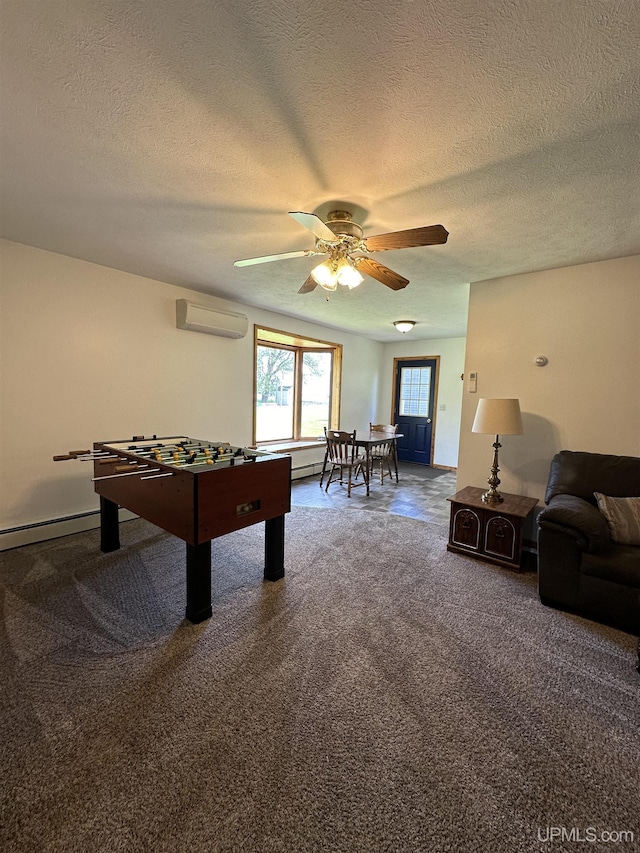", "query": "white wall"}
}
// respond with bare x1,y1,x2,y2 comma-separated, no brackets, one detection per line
379,337,466,469
0,240,382,542
457,255,640,505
